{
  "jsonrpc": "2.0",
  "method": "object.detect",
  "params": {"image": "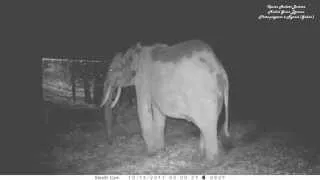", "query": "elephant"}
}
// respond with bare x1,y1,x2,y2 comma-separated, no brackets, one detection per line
100,40,230,161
